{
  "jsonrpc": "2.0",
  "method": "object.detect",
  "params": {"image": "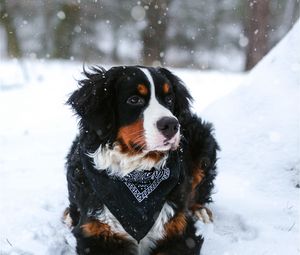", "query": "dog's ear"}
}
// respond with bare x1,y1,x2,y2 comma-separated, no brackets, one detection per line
158,67,193,124
67,66,118,140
